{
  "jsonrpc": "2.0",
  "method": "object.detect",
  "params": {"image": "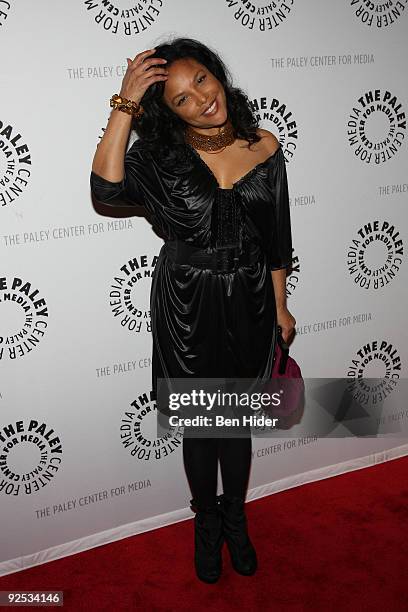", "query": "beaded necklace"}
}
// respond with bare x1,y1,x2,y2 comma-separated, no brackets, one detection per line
184,120,235,153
